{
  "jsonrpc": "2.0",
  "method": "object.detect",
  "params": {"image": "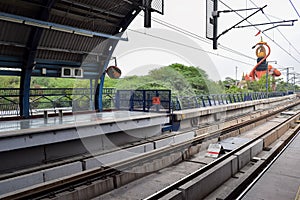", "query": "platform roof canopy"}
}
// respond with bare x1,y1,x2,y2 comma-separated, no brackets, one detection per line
0,0,143,79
